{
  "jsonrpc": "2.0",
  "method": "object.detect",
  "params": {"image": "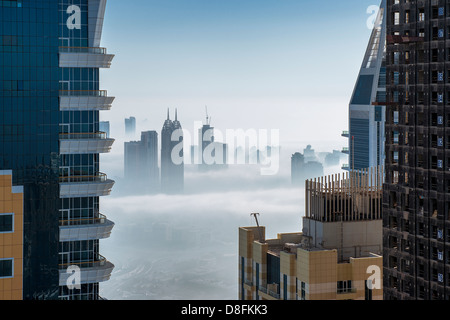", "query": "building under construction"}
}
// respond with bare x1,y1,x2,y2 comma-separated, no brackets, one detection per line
239,167,384,300
383,0,450,300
